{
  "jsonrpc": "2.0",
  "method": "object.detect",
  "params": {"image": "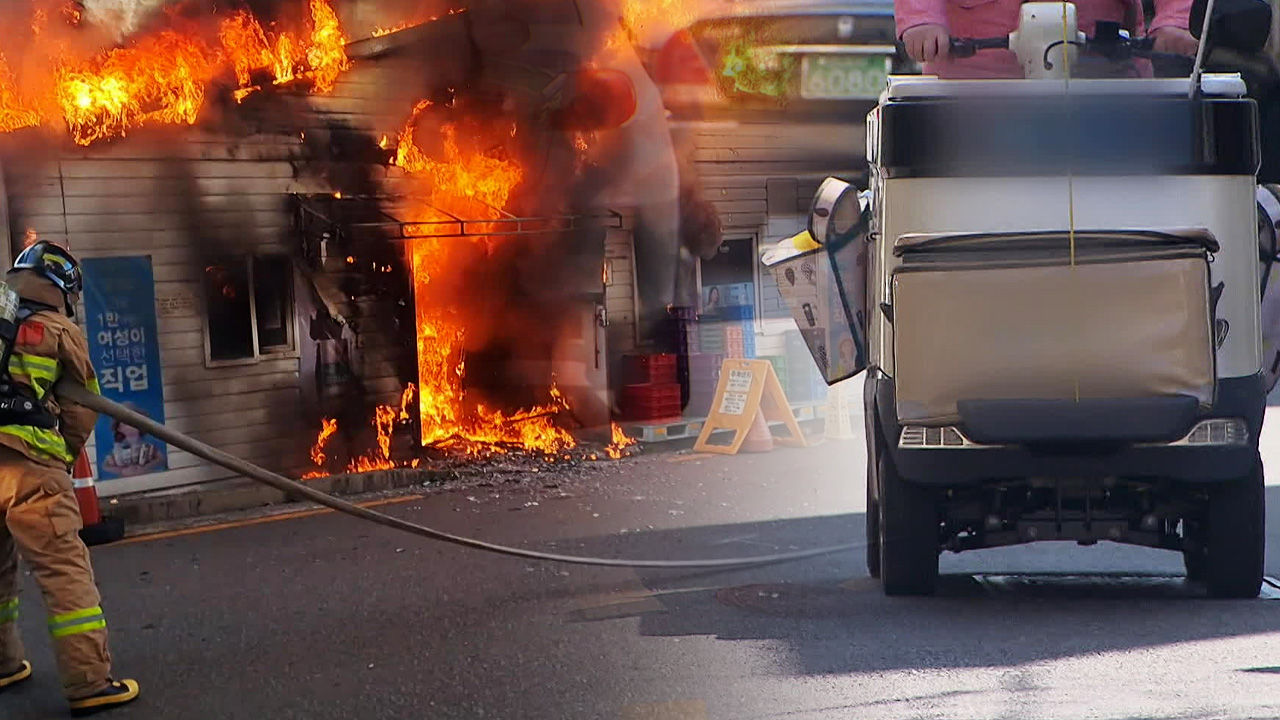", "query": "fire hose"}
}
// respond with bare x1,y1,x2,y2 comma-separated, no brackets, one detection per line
57,380,863,569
